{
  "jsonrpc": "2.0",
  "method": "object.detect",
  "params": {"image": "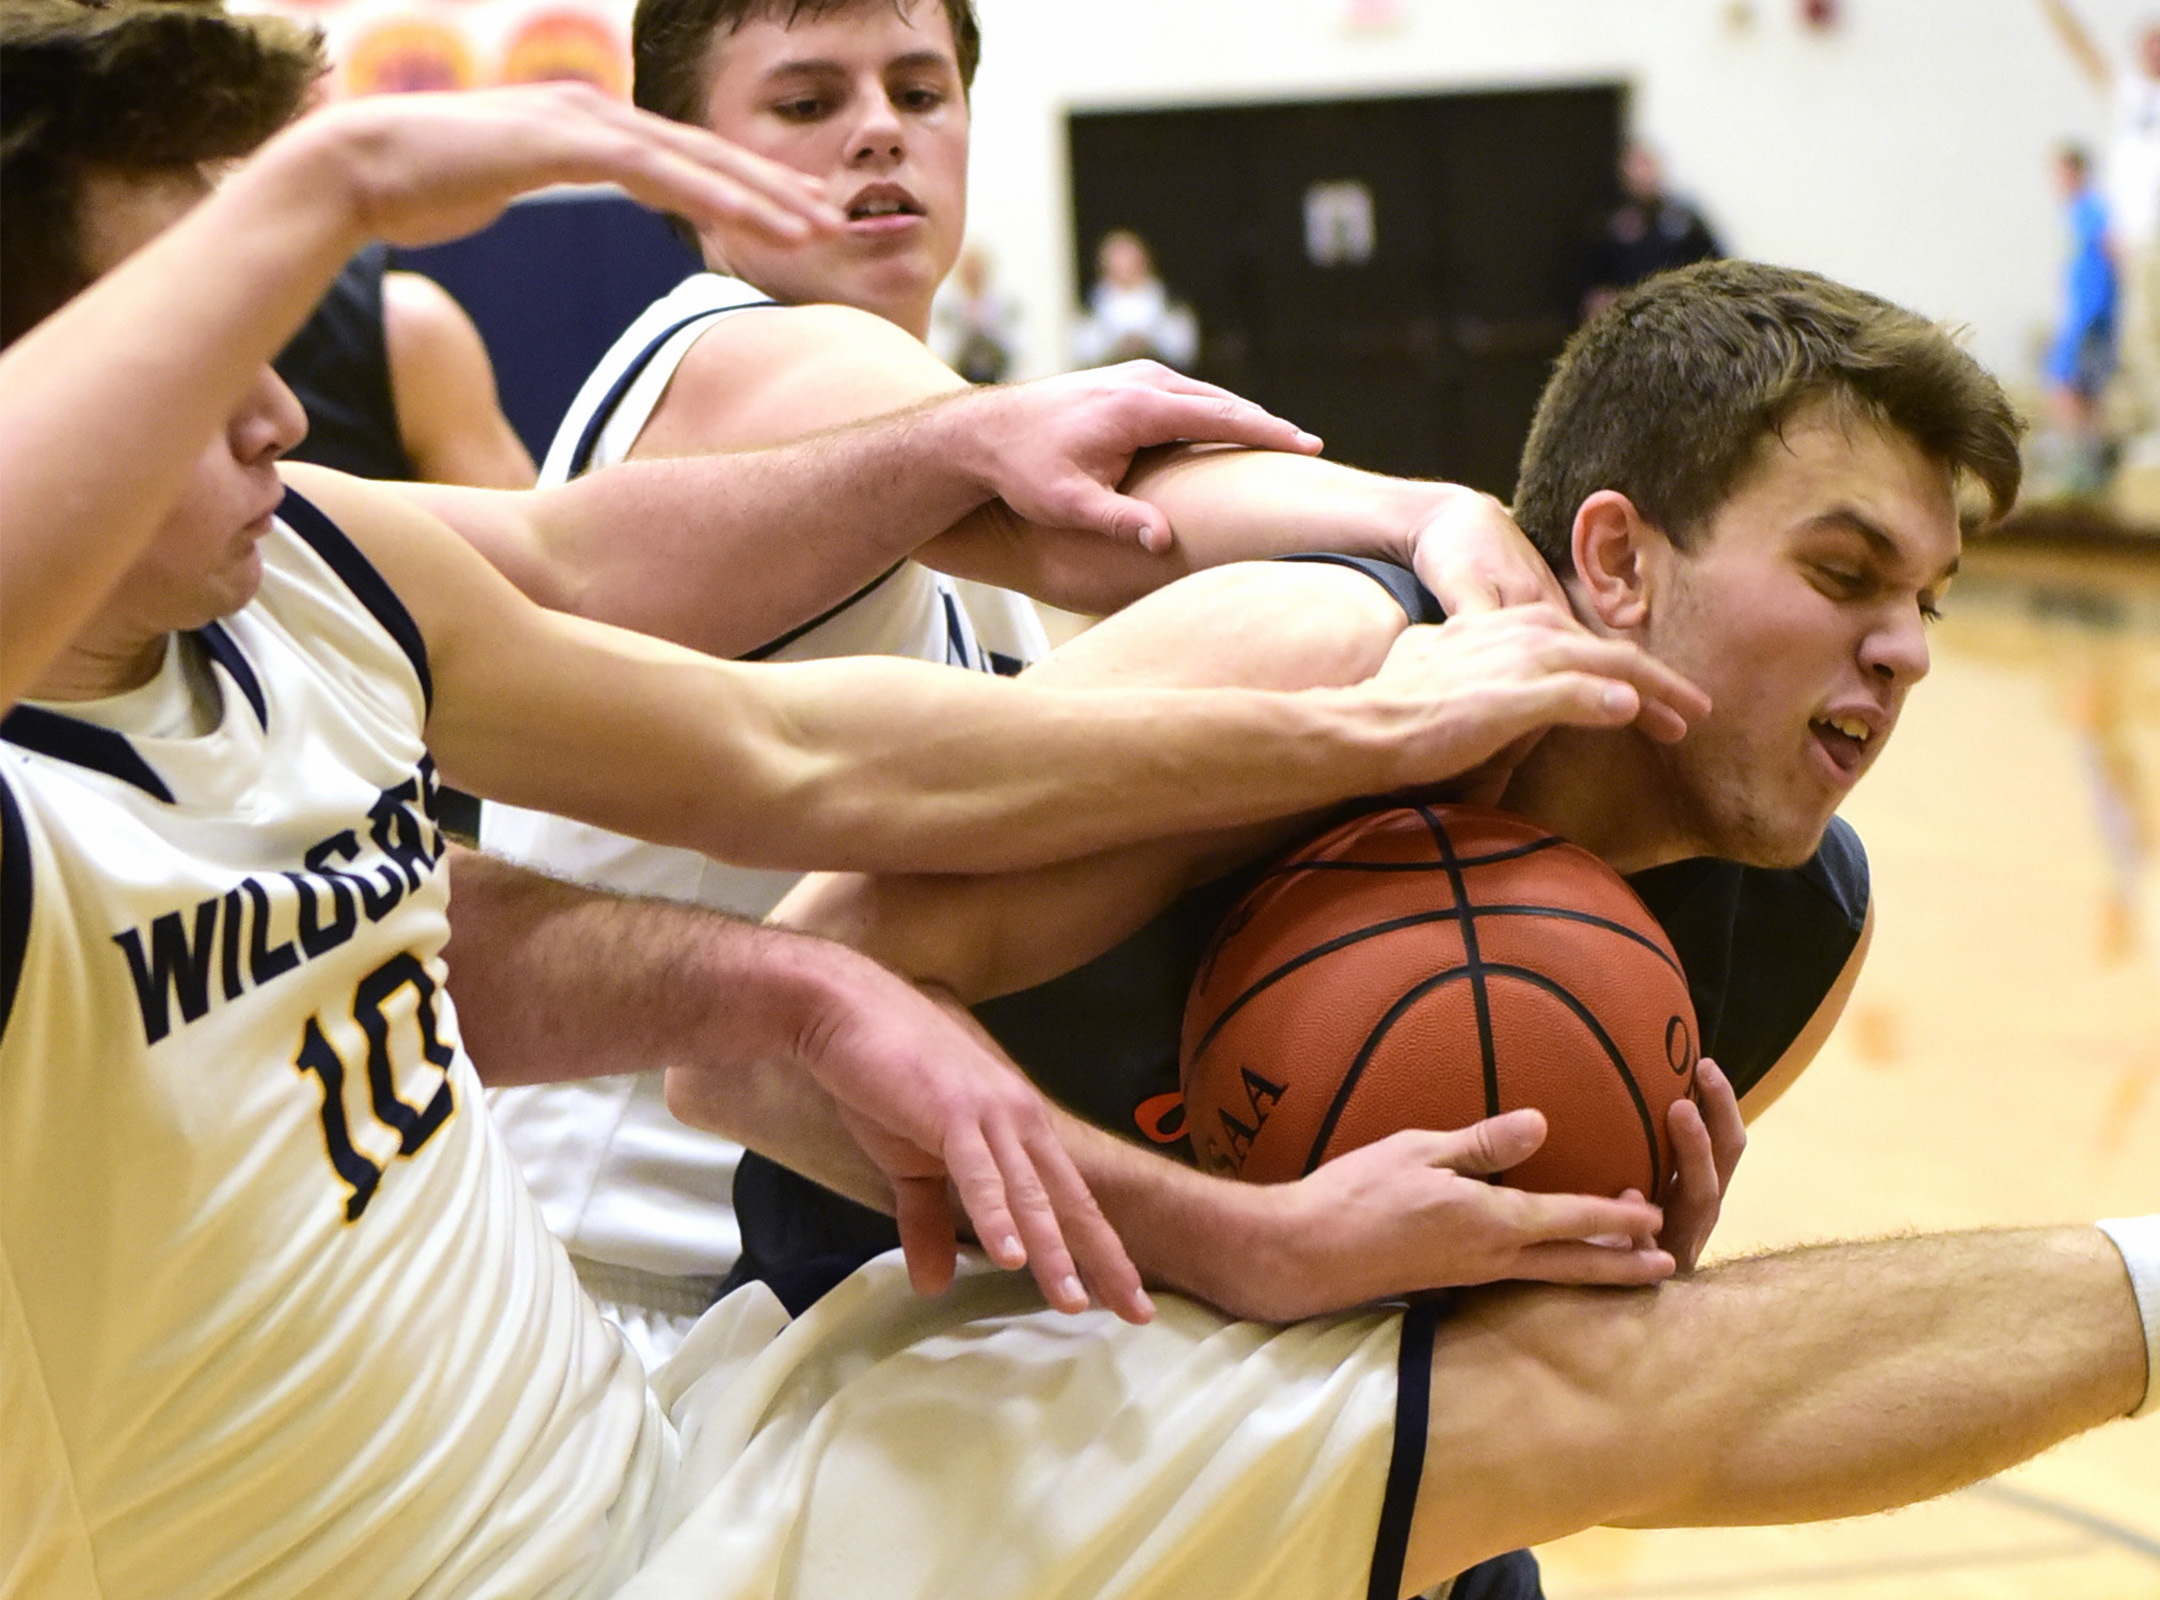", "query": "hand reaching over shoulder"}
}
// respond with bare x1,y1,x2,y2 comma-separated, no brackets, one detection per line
1407,486,1569,616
